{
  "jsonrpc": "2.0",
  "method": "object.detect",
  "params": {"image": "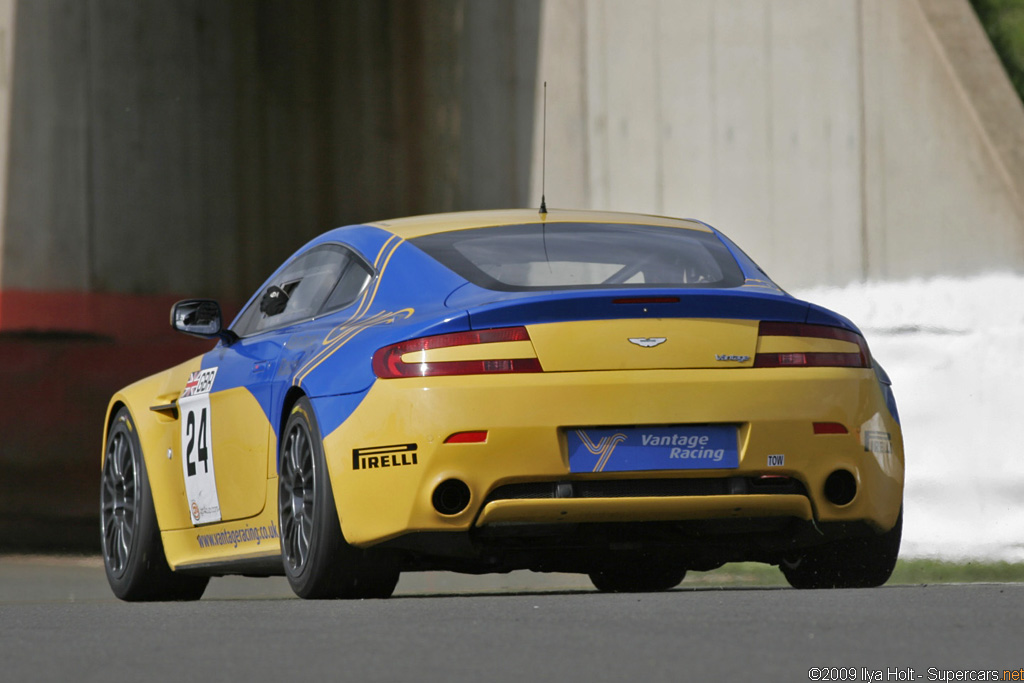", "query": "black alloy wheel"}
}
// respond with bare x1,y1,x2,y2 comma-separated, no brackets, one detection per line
100,407,208,601
278,397,400,599
101,421,138,579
